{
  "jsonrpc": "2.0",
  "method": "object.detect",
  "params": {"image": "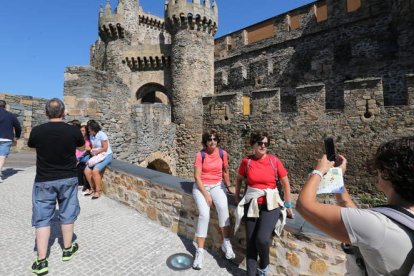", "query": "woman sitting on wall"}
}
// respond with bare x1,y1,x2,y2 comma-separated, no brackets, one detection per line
296,136,414,275
84,120,113,200
234,130,294,276
192,129,235,270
